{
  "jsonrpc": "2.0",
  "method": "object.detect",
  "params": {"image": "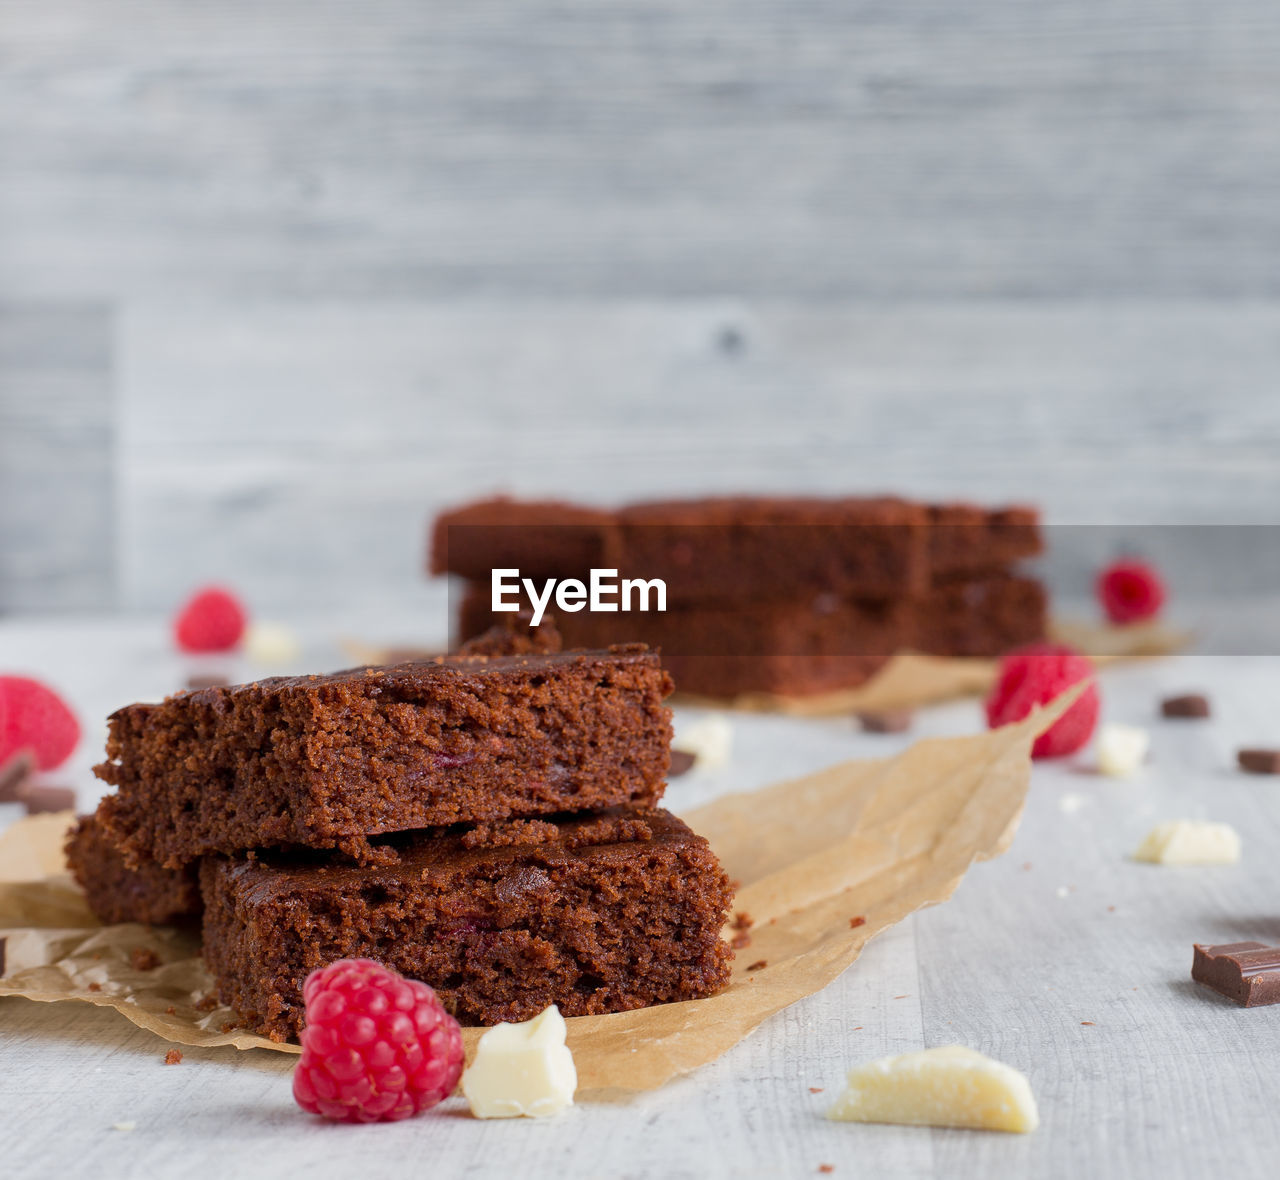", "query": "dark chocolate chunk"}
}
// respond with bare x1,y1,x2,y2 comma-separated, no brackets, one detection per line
1192,941,1280,1006
22,784,77,814
186,673,230,690
1238,749,1280,775
669,749,697,777
0,750,35,802
1161,694,1210,719
856,710,914,734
